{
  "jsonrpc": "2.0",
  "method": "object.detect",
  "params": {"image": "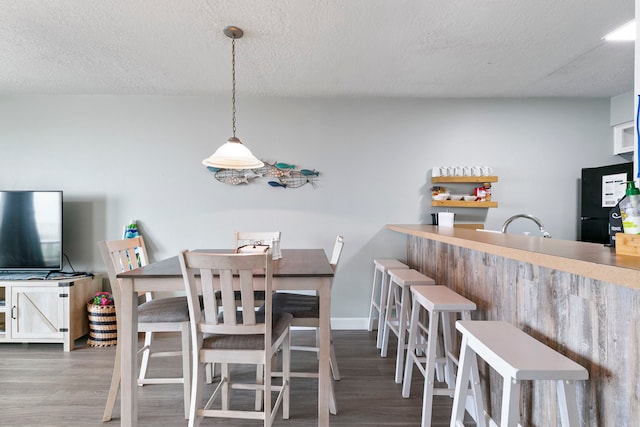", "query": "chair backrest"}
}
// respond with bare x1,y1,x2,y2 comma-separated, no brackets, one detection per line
234,231,281,252
97,236,149,306
178,251,273,339
329,235,344,271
